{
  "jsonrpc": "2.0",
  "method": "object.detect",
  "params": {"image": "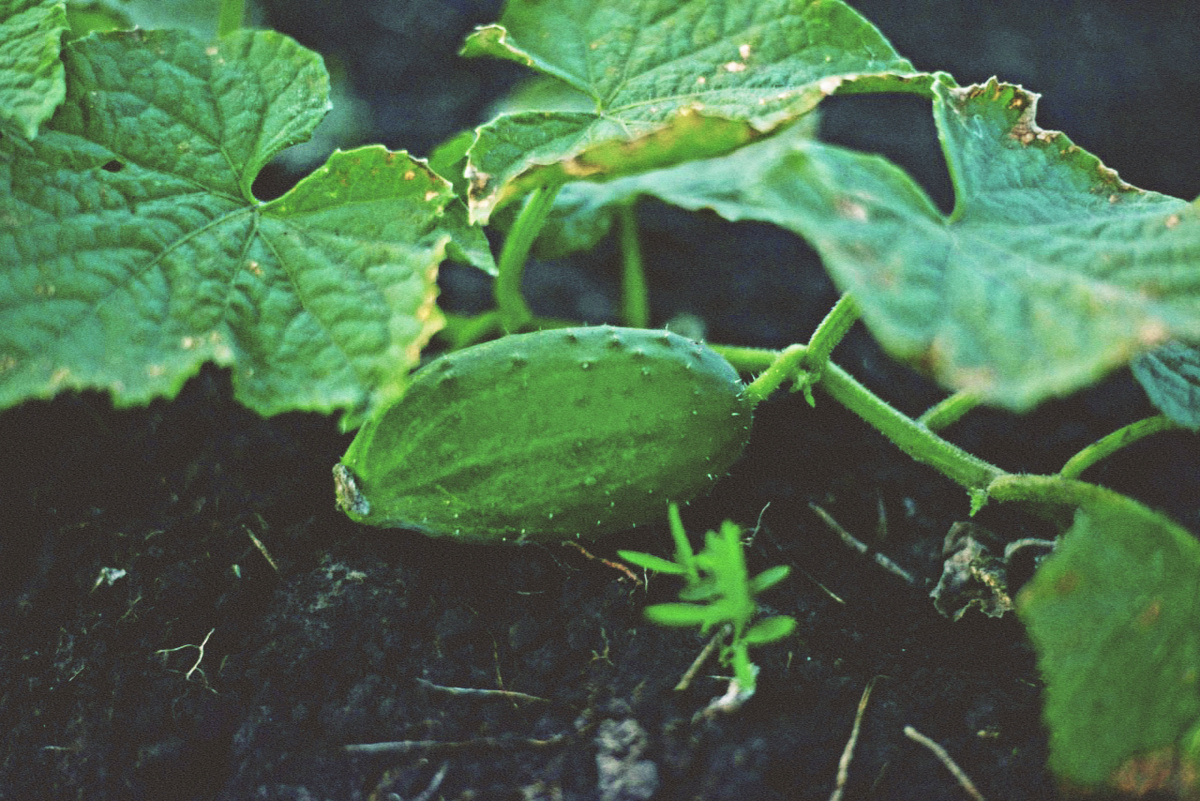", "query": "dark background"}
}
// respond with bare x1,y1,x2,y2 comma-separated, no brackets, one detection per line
2,2,1199,799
